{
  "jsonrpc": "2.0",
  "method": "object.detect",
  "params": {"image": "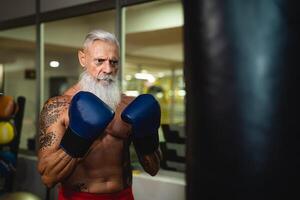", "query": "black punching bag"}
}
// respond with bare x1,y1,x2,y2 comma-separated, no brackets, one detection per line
184,0,300,199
